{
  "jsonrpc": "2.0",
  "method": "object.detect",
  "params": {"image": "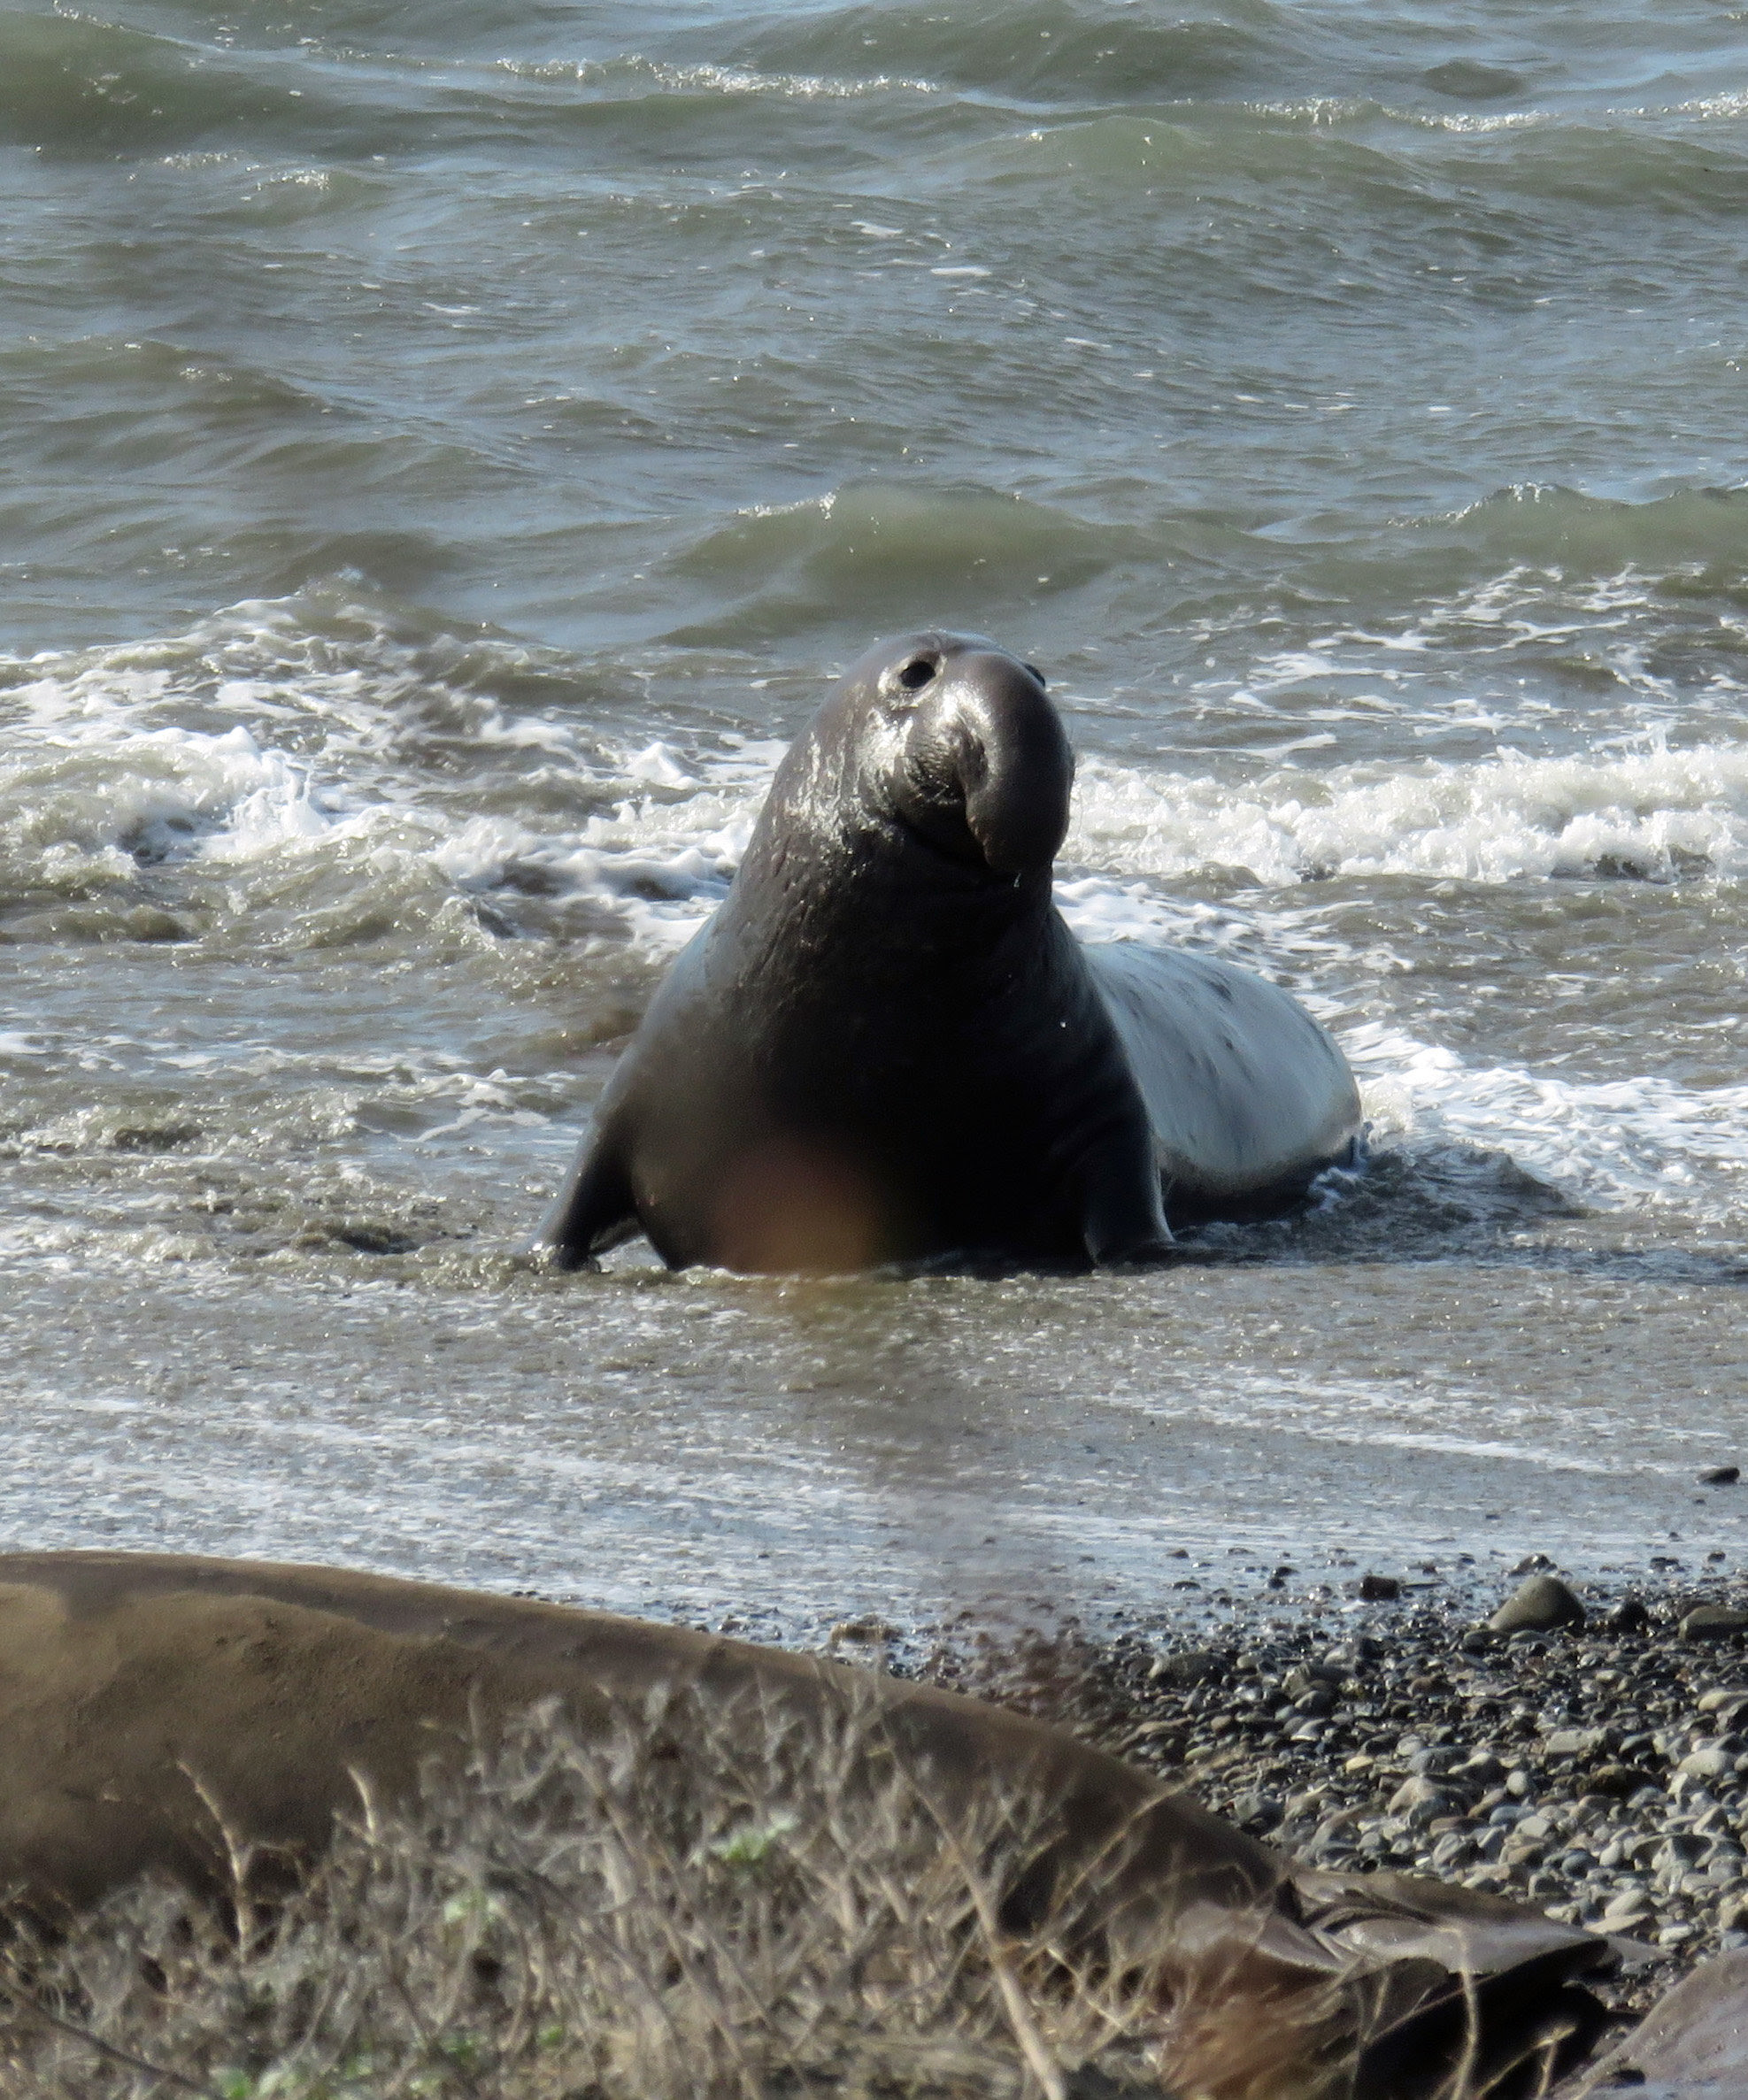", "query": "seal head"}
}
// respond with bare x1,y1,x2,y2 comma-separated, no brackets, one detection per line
746,632,1074,906
860,636,1071,877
